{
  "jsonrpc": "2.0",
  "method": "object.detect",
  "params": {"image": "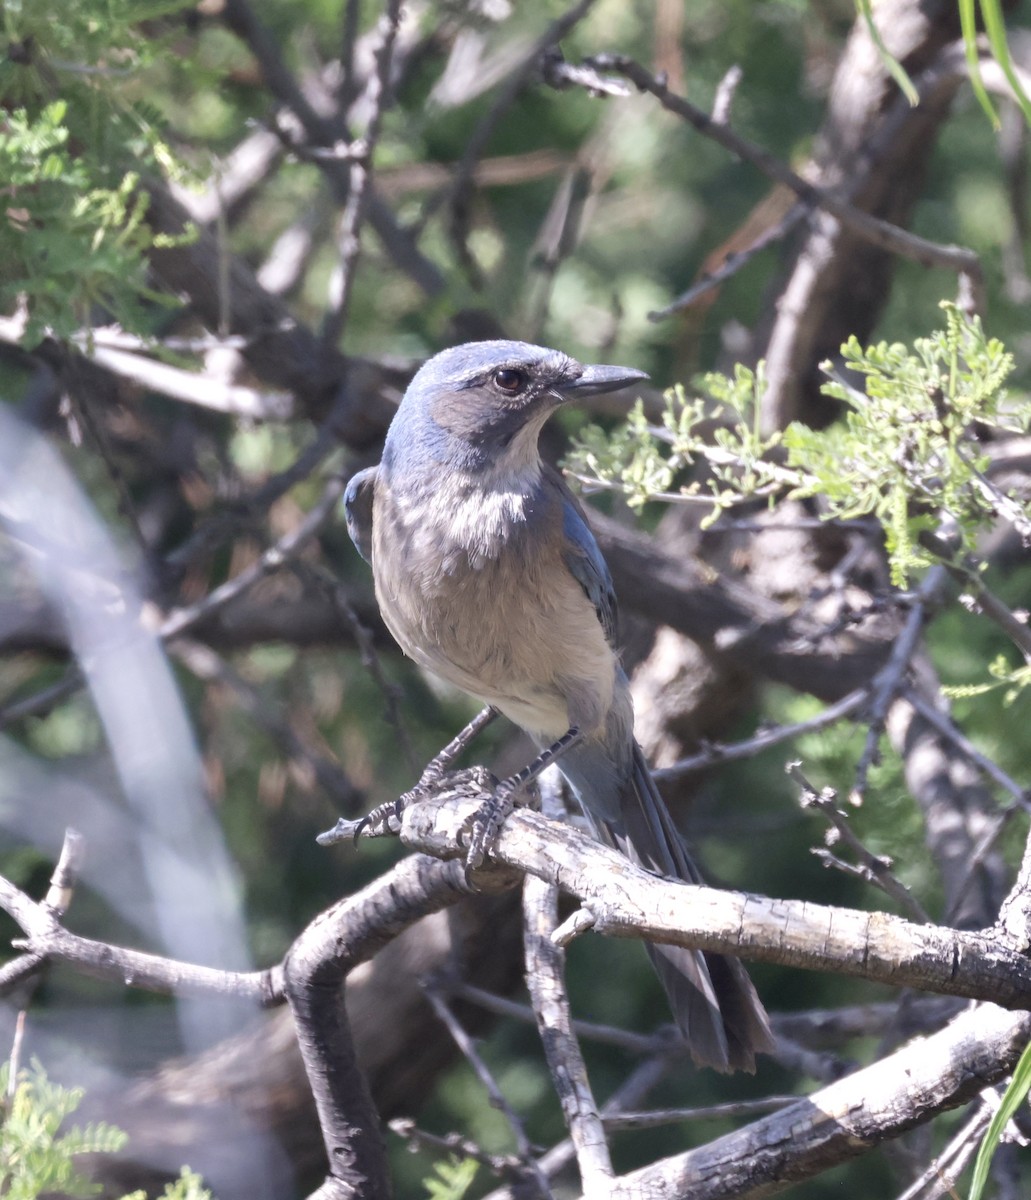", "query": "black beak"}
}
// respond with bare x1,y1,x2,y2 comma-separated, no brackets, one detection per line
559,363,649,398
